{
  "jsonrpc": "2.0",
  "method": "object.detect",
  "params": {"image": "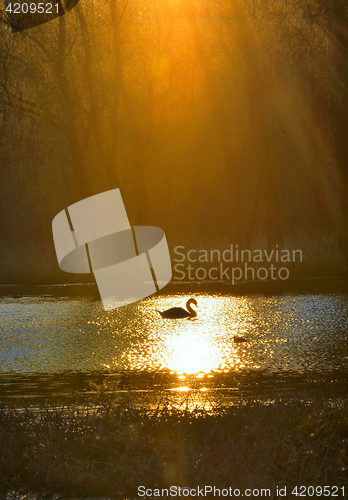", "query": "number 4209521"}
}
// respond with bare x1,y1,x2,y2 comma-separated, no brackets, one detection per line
291,486,345,497
6,3,59,14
